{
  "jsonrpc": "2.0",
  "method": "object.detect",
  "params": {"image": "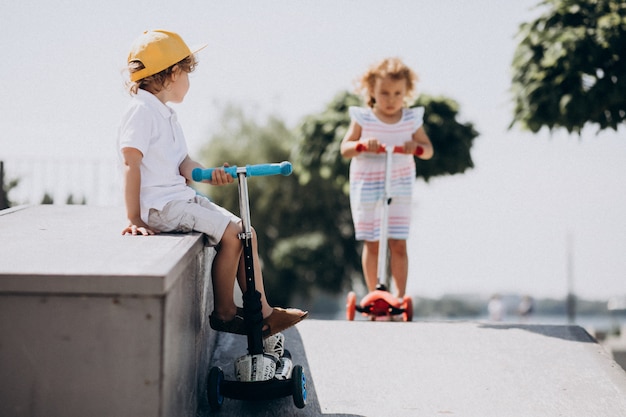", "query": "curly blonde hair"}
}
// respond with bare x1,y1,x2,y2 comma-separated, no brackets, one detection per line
126,54,198,95
357,57,418,108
